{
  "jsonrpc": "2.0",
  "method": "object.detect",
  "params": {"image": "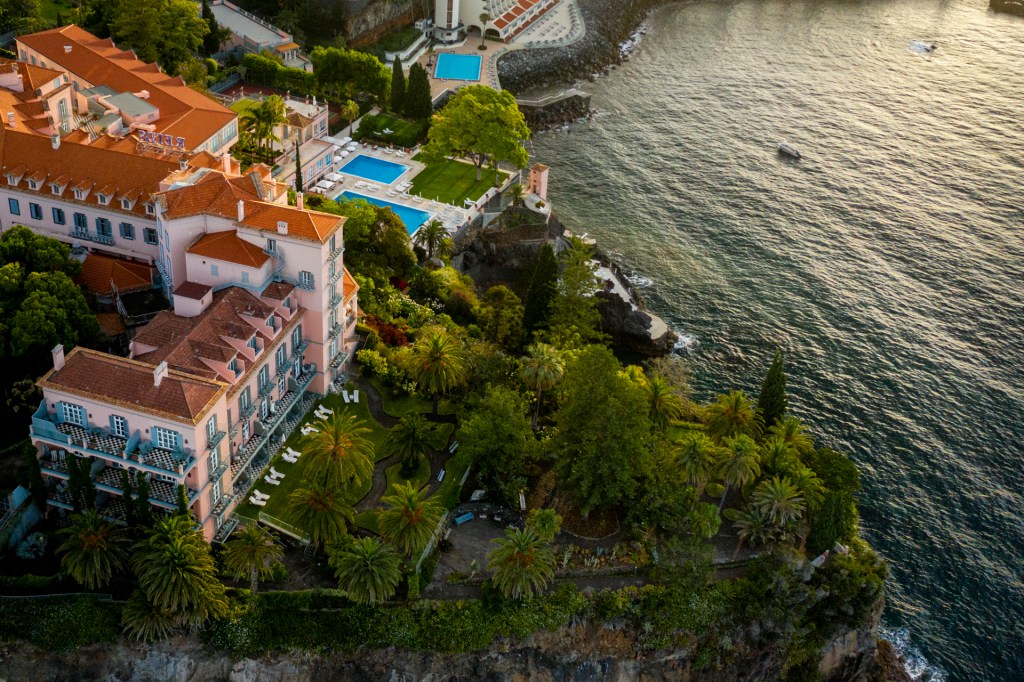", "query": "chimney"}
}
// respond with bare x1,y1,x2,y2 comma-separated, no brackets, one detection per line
295,192,304,210
6,112,14,128
153,360,168,387
276,220,288,235
237,199,245,222
178,159,188,171
221,152,231,174
51,134,60,150
52,344,65,371
63,45,72,54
